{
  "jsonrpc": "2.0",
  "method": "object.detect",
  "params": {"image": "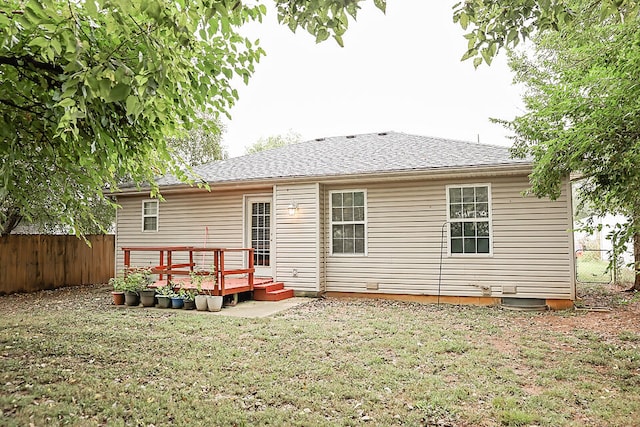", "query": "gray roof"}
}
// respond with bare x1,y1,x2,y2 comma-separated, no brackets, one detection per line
154,131,529,187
